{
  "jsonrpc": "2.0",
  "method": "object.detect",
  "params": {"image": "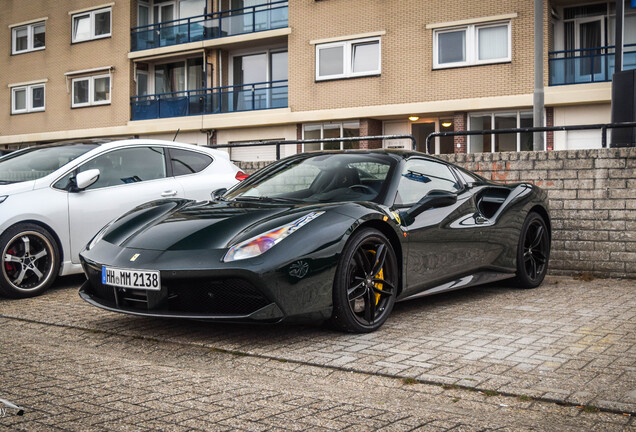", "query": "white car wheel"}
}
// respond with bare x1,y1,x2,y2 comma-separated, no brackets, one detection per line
0,224,59,298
